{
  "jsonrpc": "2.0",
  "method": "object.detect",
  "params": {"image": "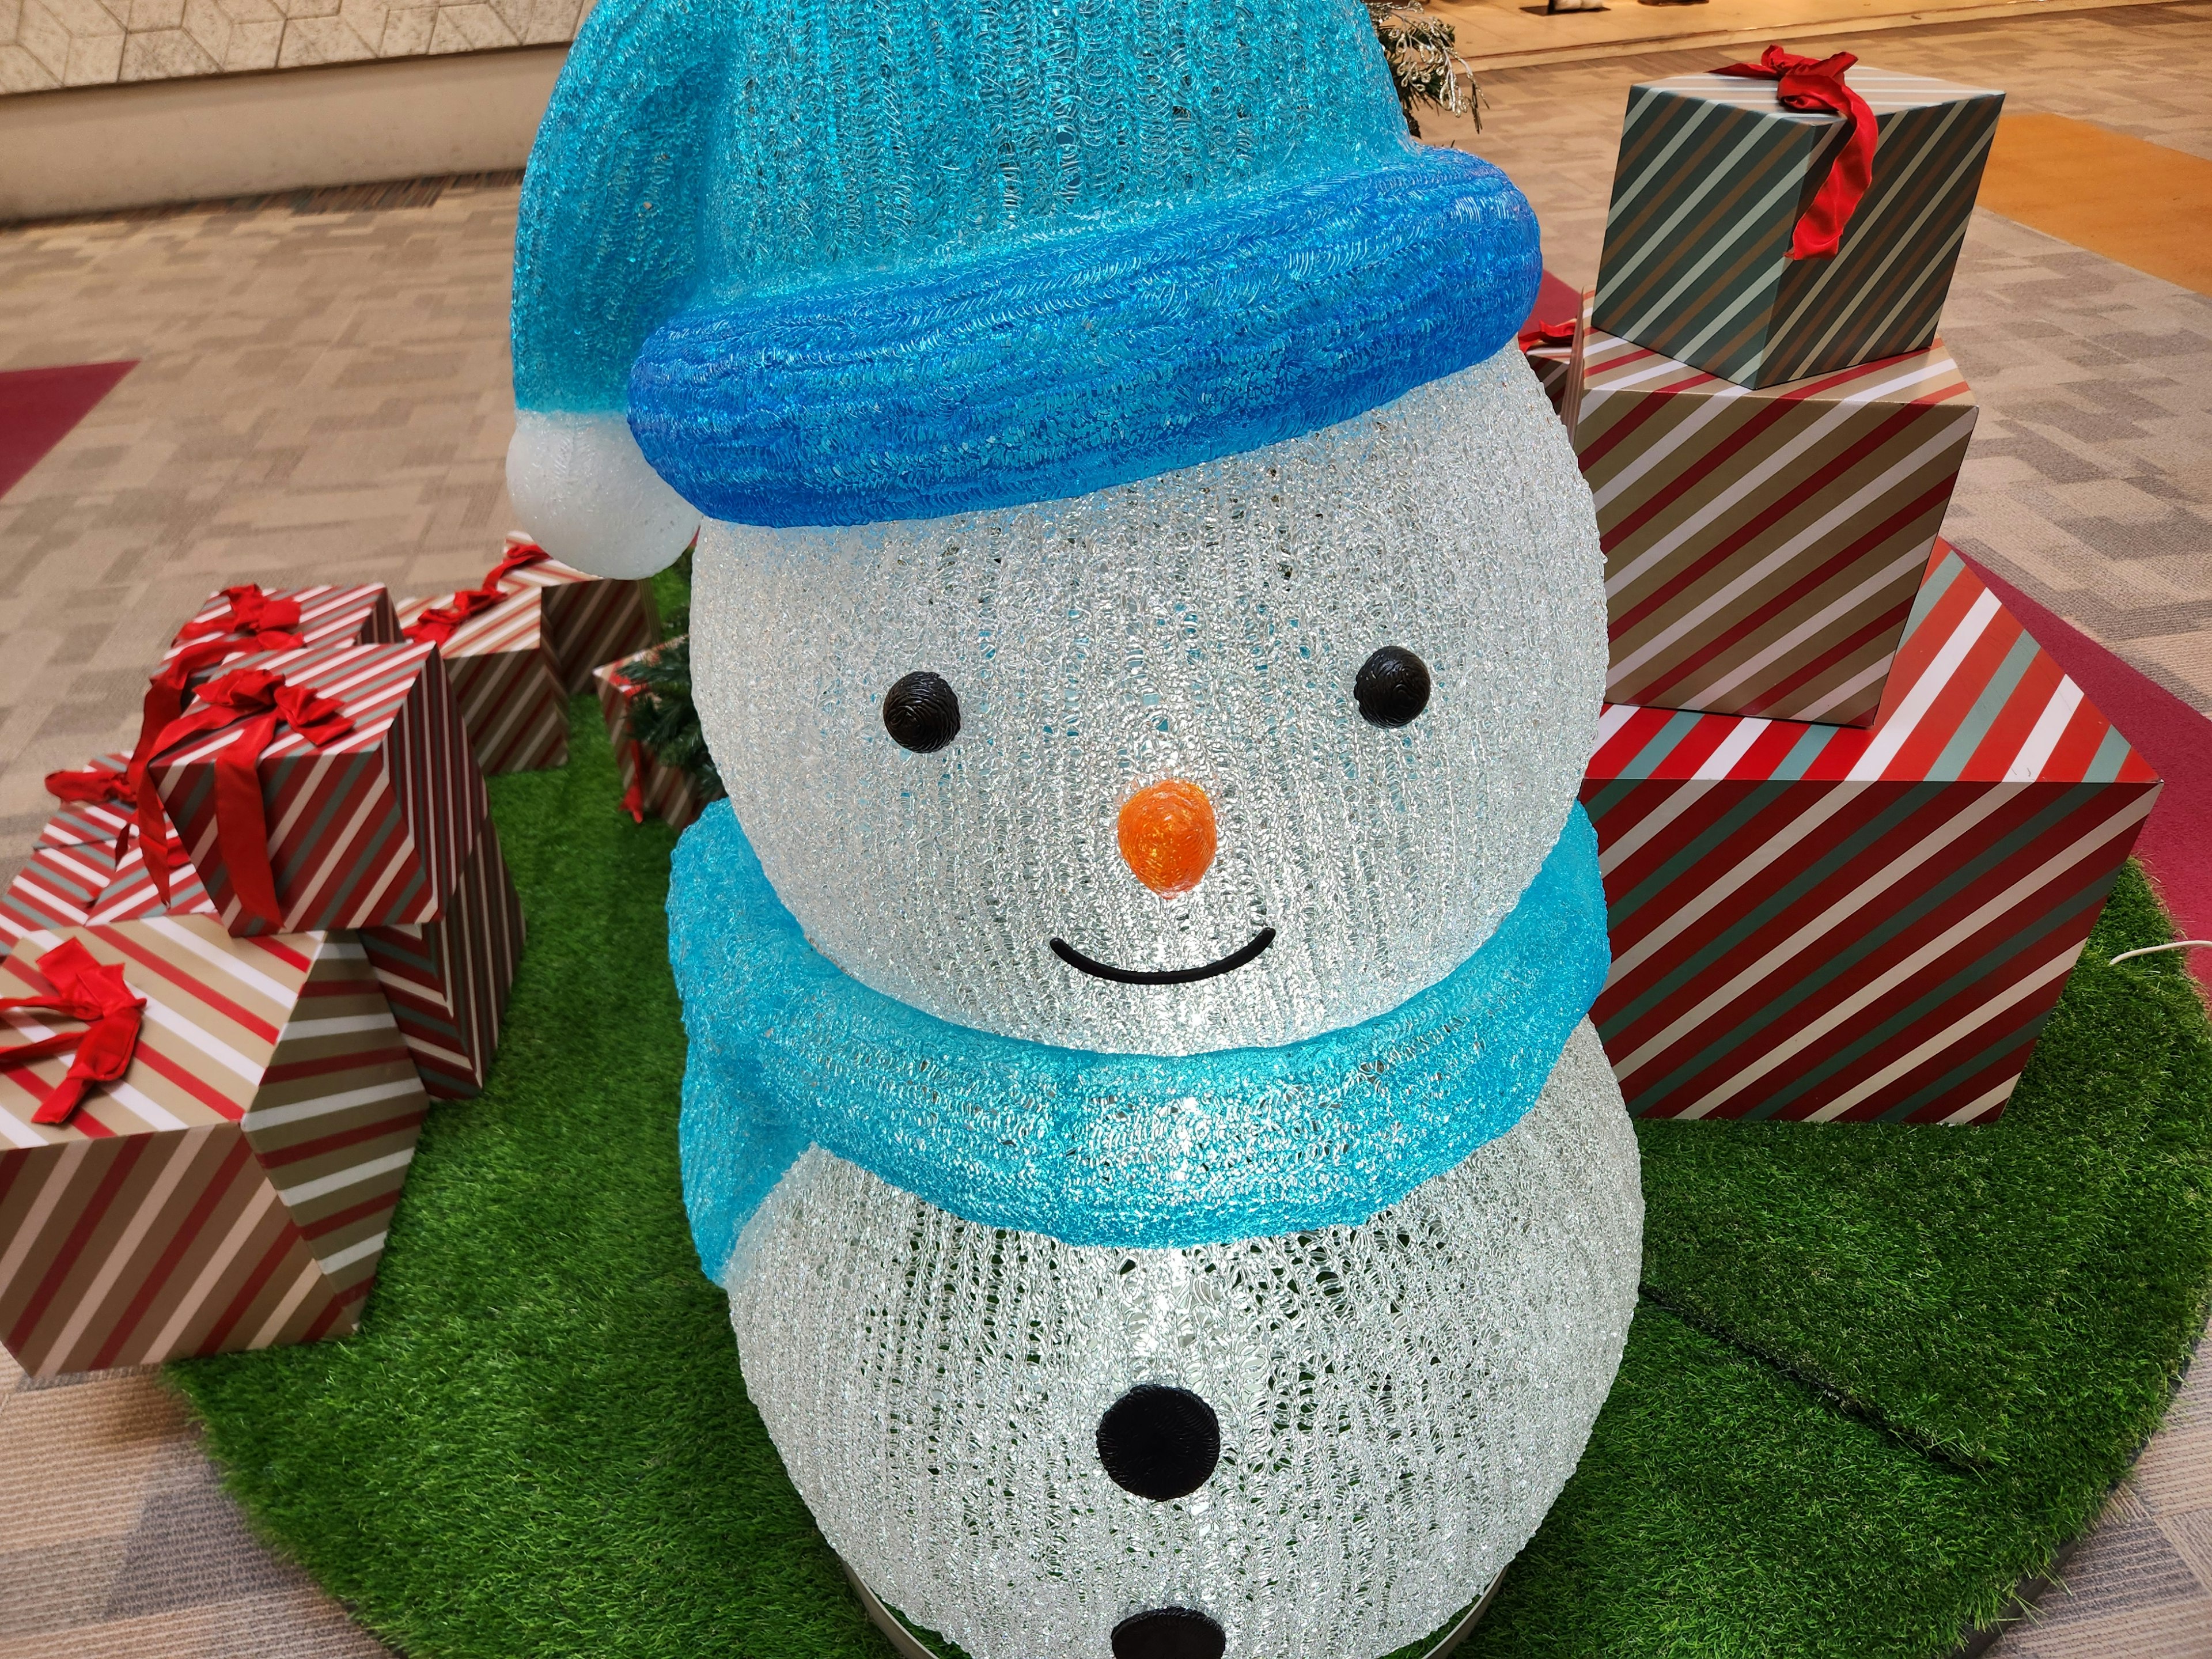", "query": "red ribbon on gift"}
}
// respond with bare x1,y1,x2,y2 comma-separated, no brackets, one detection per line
403,544,551,646
46,764,136,809
1517,318,1577,351
126,585,306,804
622,740,649,824
1714,45,1878,261
134,667,357,926
0,938,146,1125
176,584,302,645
